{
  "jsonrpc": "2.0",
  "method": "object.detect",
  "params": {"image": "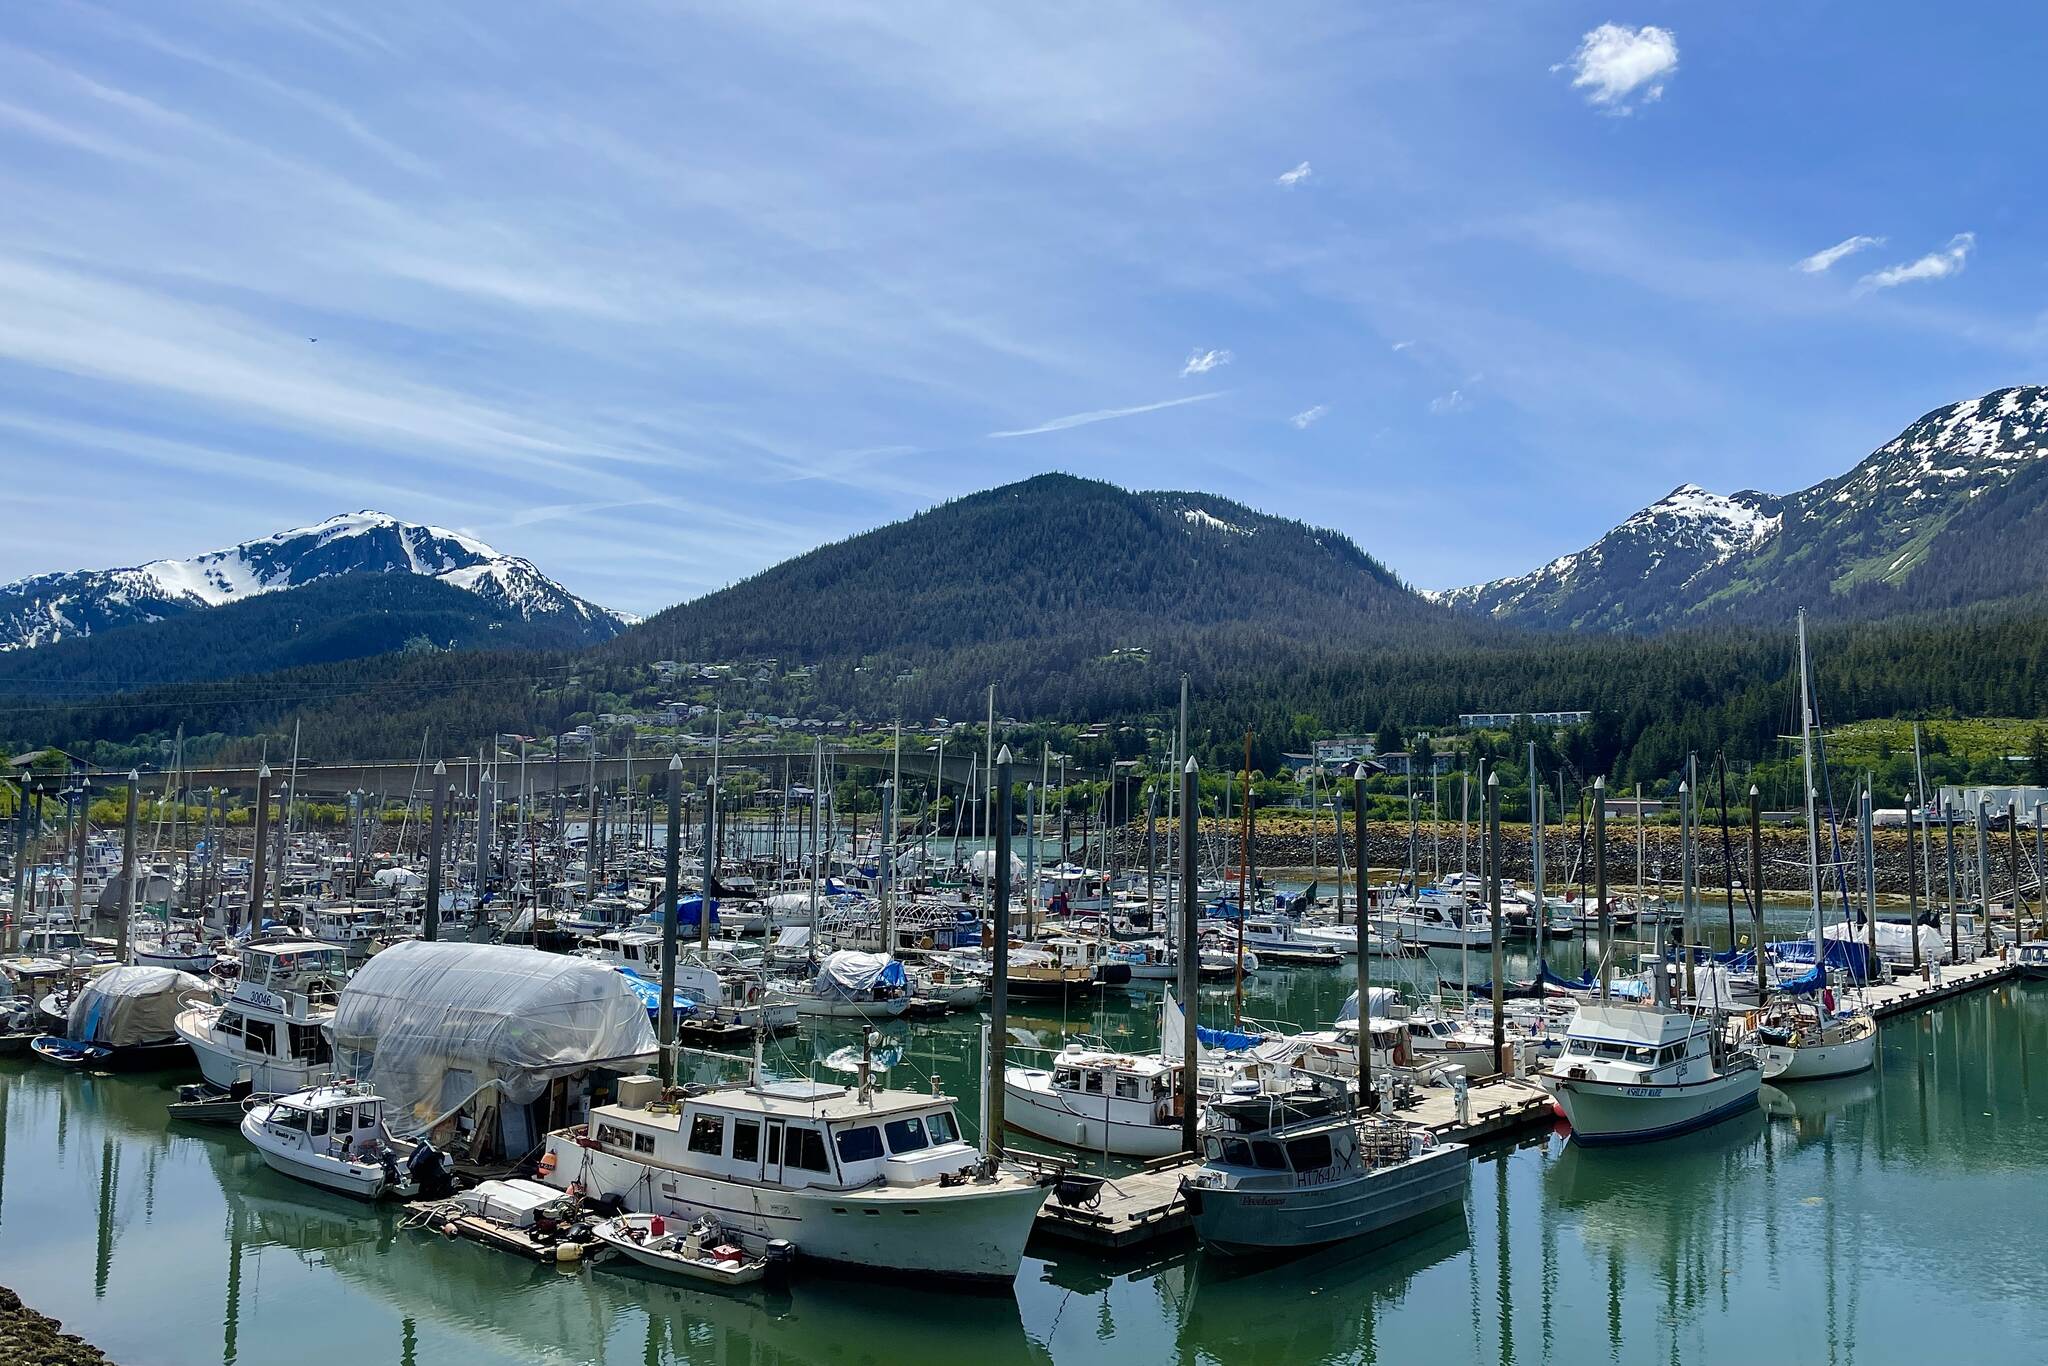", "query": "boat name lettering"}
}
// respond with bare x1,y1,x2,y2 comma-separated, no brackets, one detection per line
1623,1087,1664,1098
